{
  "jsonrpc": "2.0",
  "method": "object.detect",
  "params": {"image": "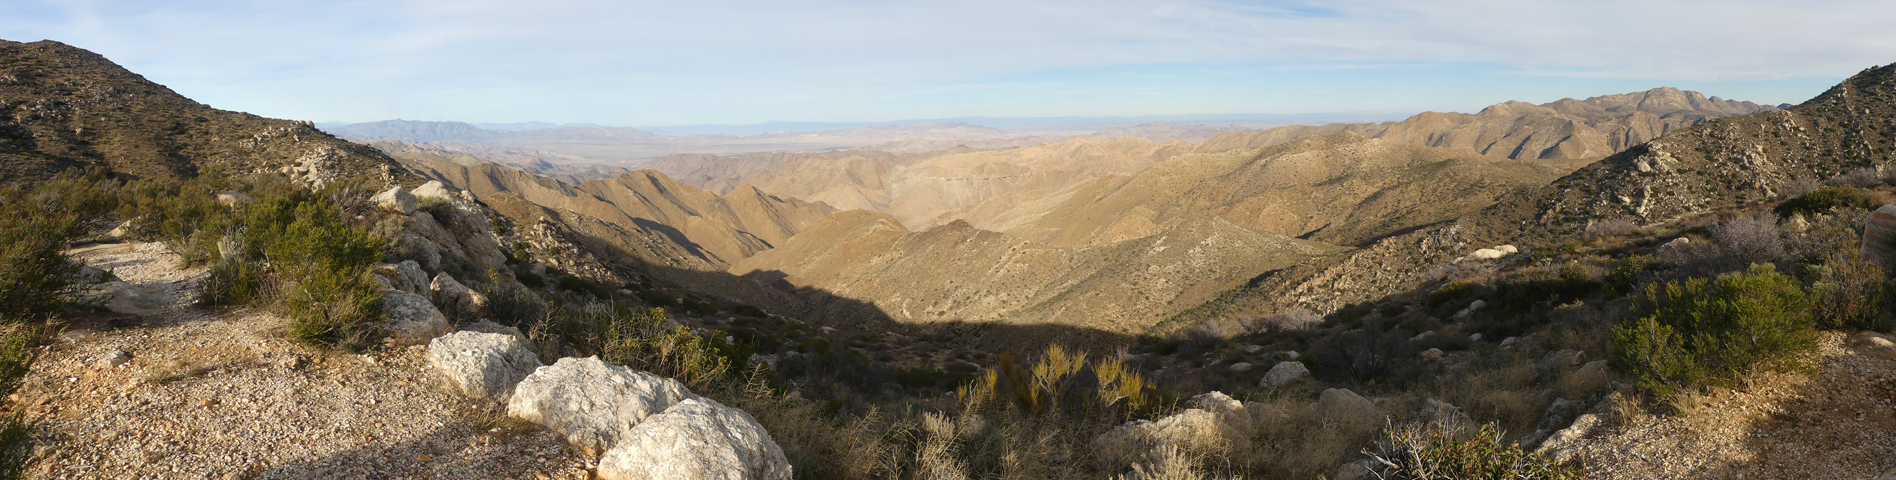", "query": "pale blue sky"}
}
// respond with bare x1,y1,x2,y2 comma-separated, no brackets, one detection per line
3,0,1888,126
